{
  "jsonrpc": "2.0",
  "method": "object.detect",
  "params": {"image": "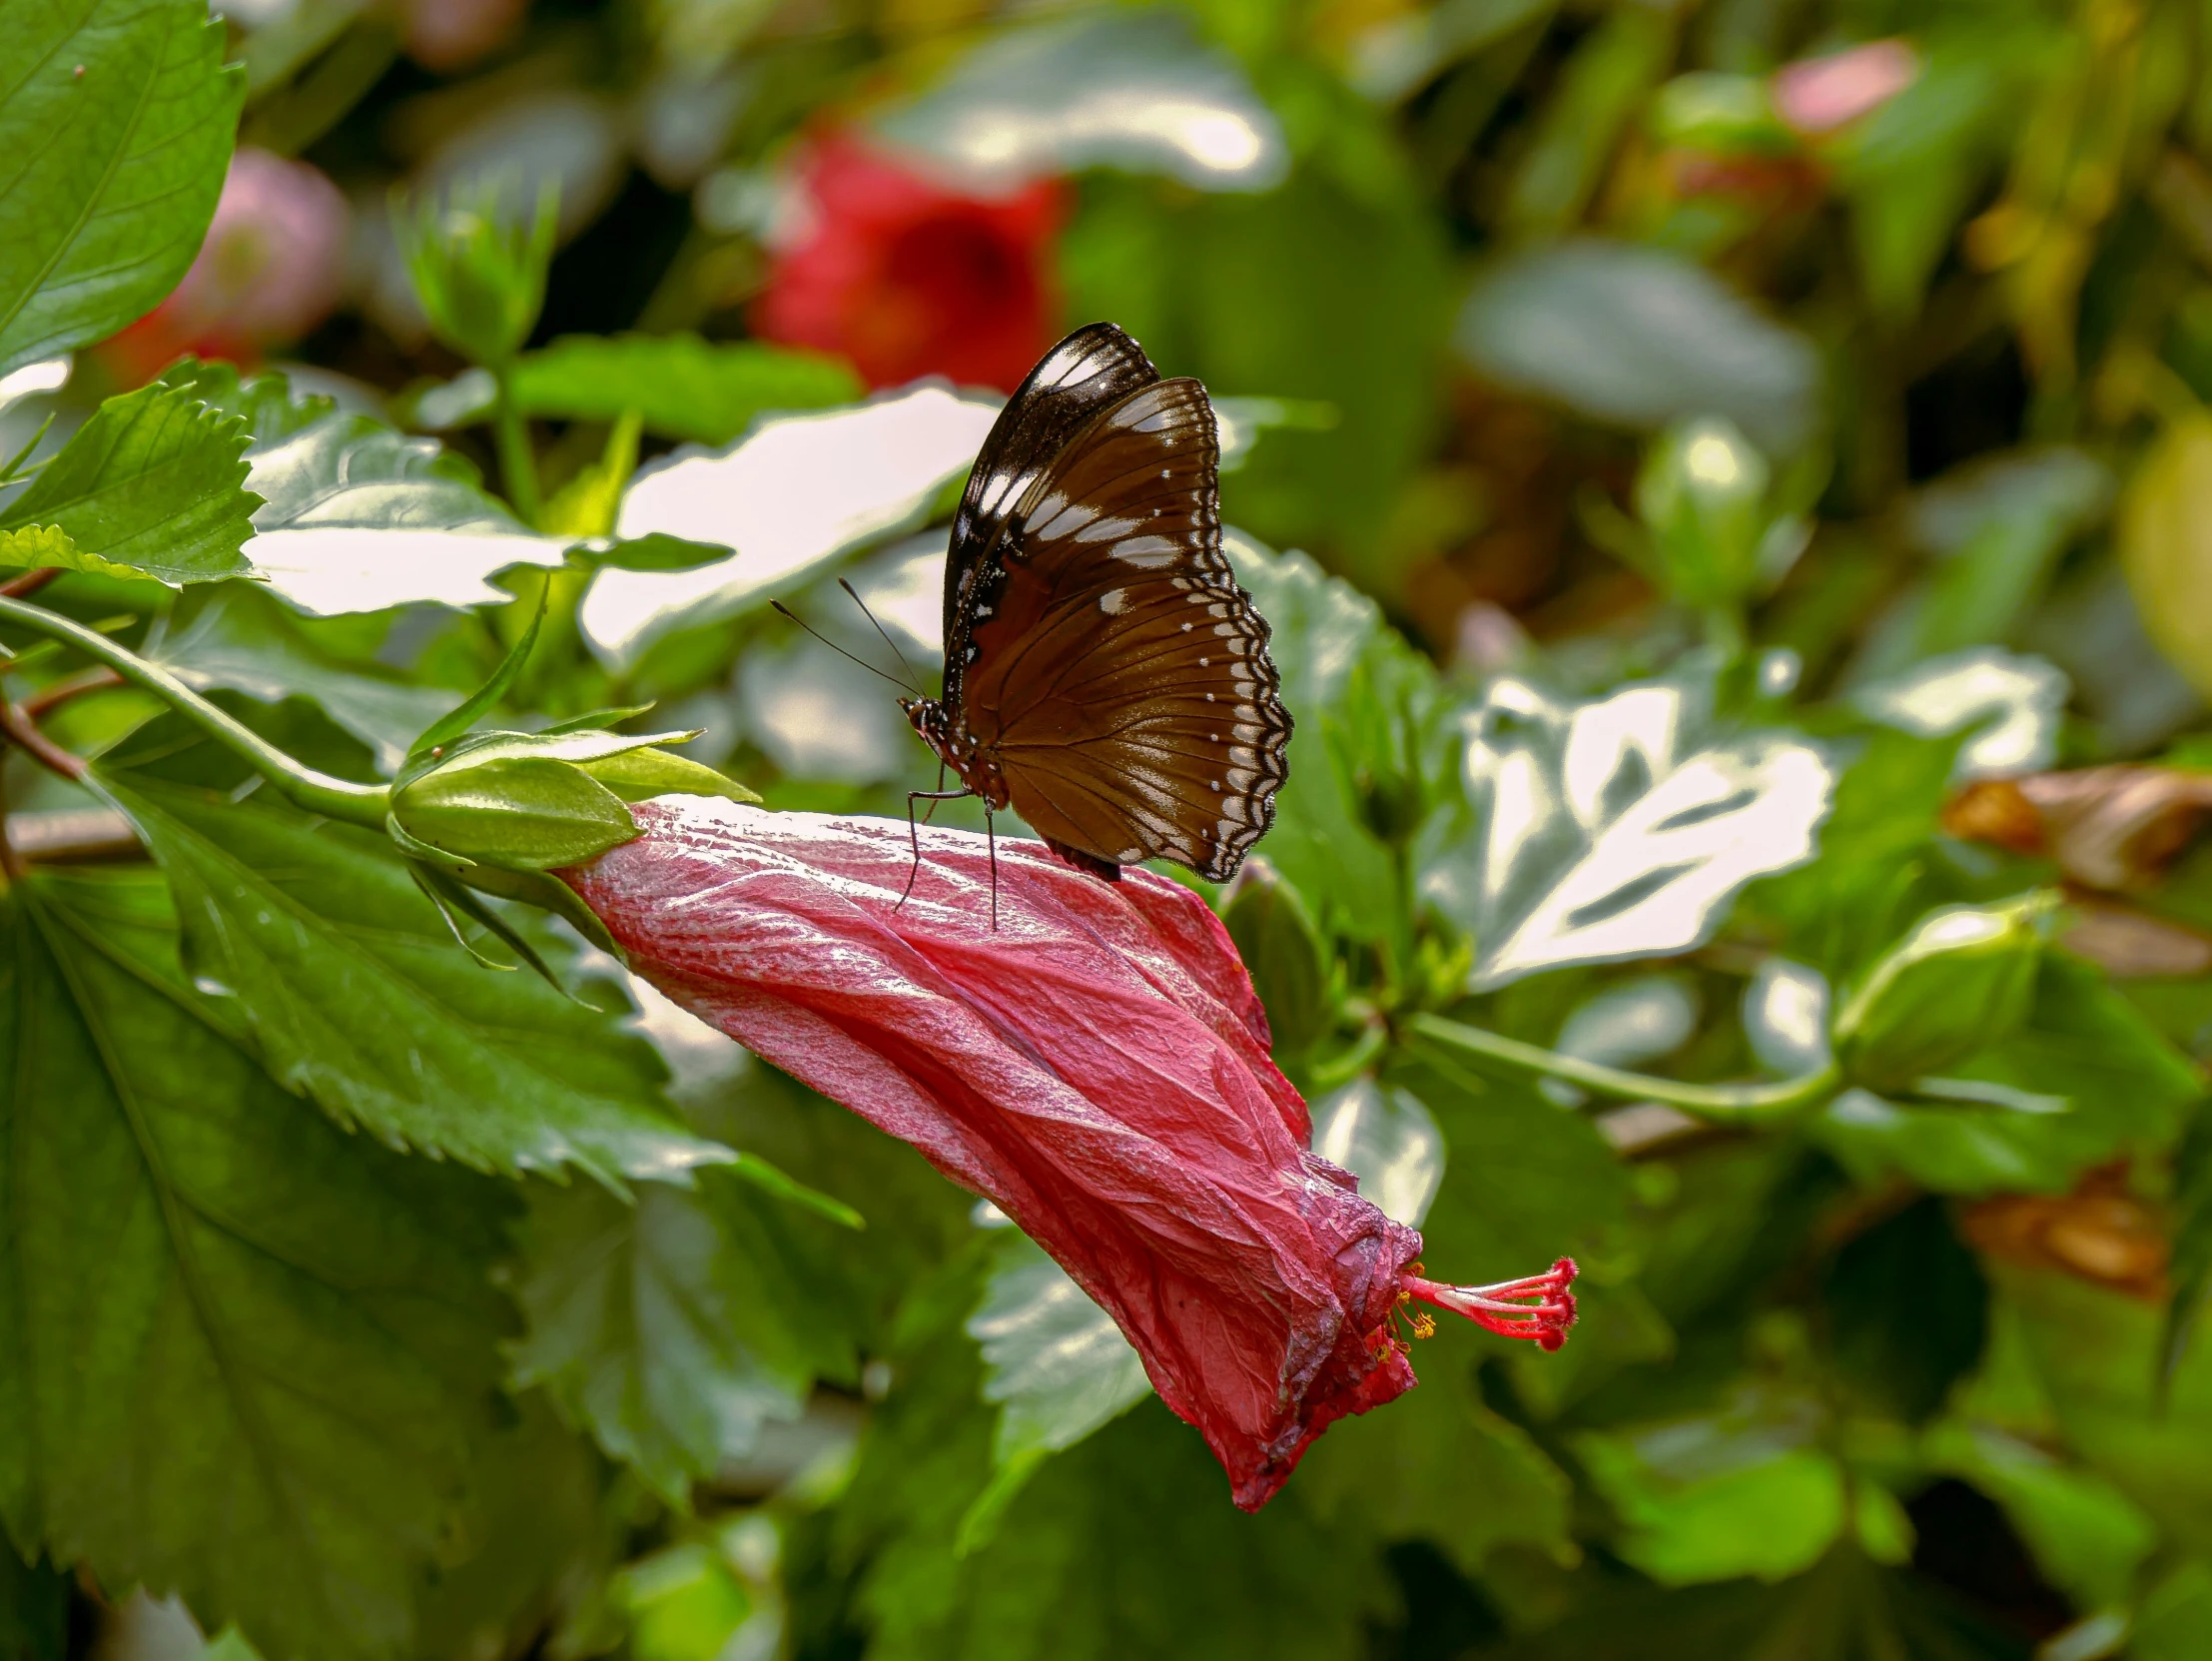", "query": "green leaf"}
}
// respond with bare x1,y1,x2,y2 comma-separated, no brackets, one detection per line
148,583,462,774
0,382,256,582
1296,1351,1572,1579
1992,1262,2212,1563
836,1268,1390,1661
0,867,512,1661
1479,1547,2028,1661
962,1235,1151,1529
413,1393,626,1661
1573,1390,1848,1585
0,1551,66,1661
93,767,730,1190
159,359,338,448
0,0,244,376
1222,539,1434,948
507,1171,853,1509
505,334,863,445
